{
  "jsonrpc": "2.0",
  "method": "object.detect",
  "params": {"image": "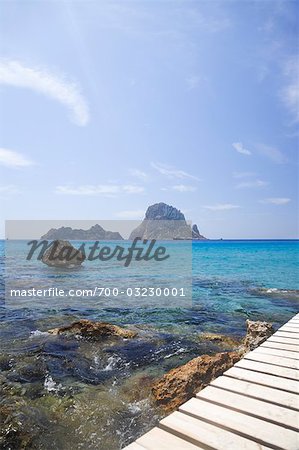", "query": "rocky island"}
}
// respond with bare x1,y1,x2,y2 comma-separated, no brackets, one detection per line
129,202,207,240
41,224,123,240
